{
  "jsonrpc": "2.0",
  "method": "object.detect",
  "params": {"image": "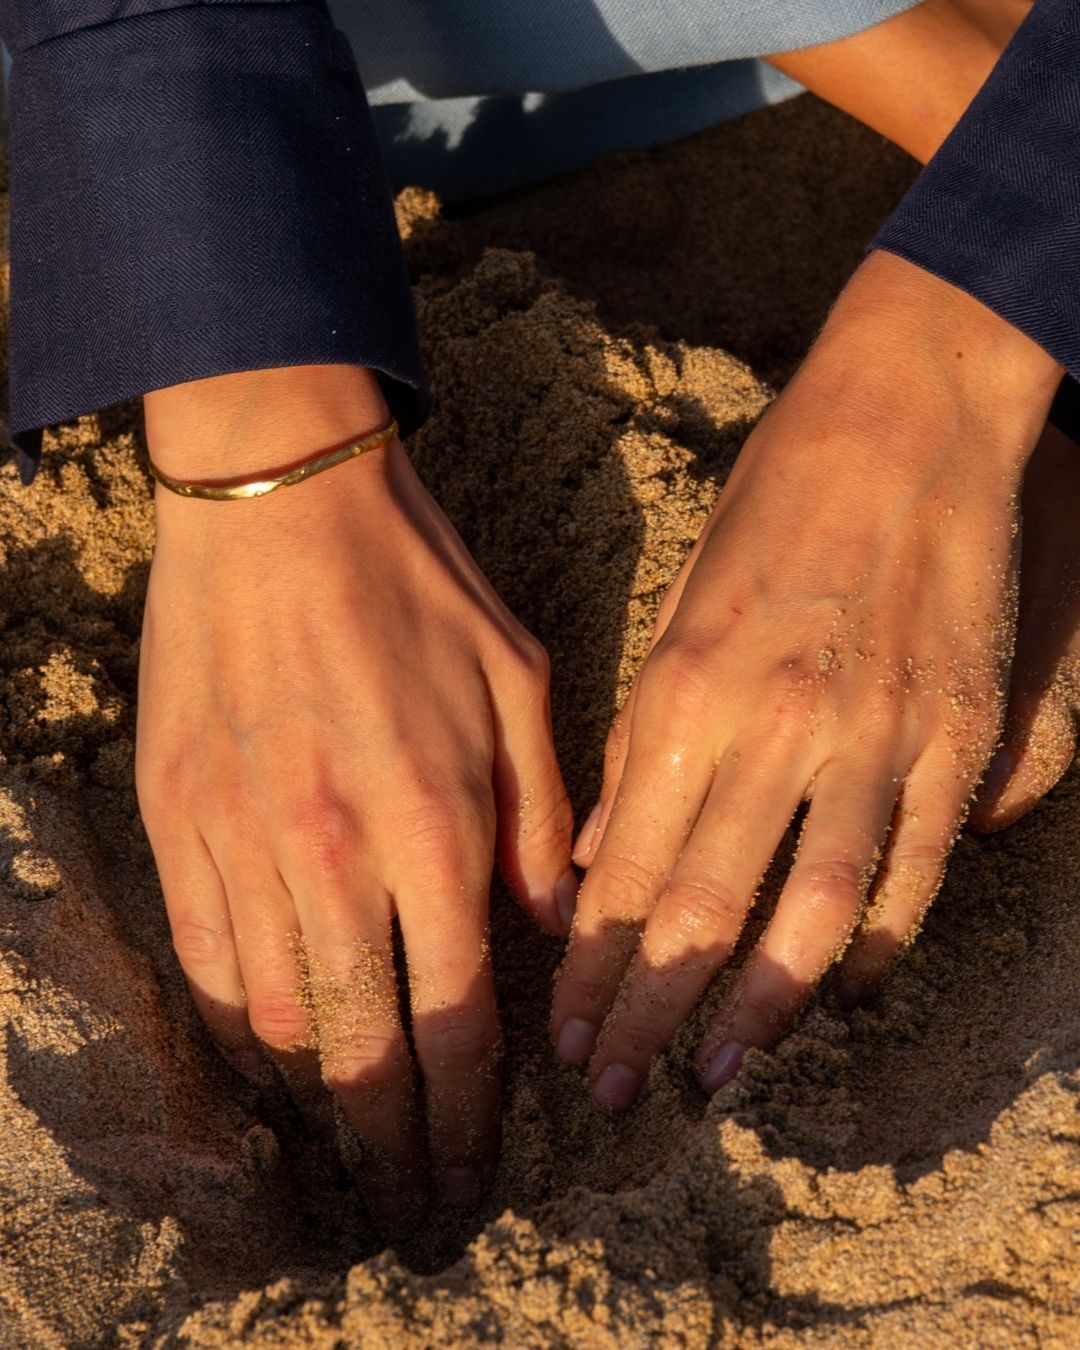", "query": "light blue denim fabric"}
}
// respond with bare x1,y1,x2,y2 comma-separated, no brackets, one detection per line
330,0,920,197
0,4,918,196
